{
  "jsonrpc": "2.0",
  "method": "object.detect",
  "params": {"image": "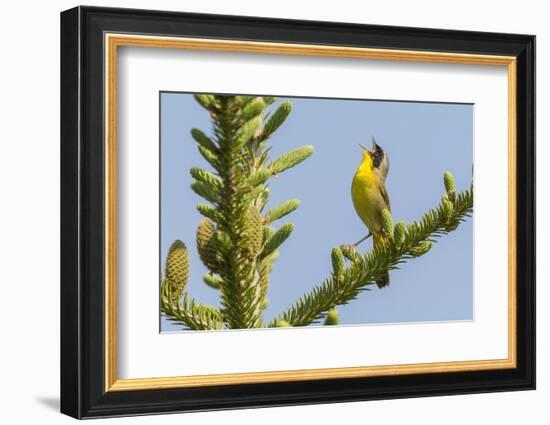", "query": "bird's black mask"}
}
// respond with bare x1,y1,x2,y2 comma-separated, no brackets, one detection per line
372,143,385,169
